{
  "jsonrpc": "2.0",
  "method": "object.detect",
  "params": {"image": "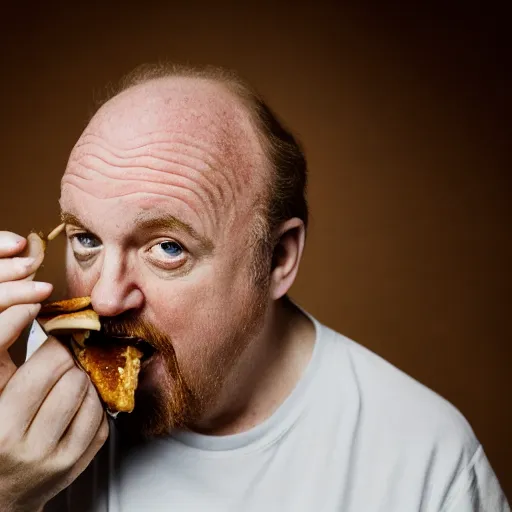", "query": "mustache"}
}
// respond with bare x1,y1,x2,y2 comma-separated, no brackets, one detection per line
99,313,195,435
100,313,172,354
98,313,187,391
